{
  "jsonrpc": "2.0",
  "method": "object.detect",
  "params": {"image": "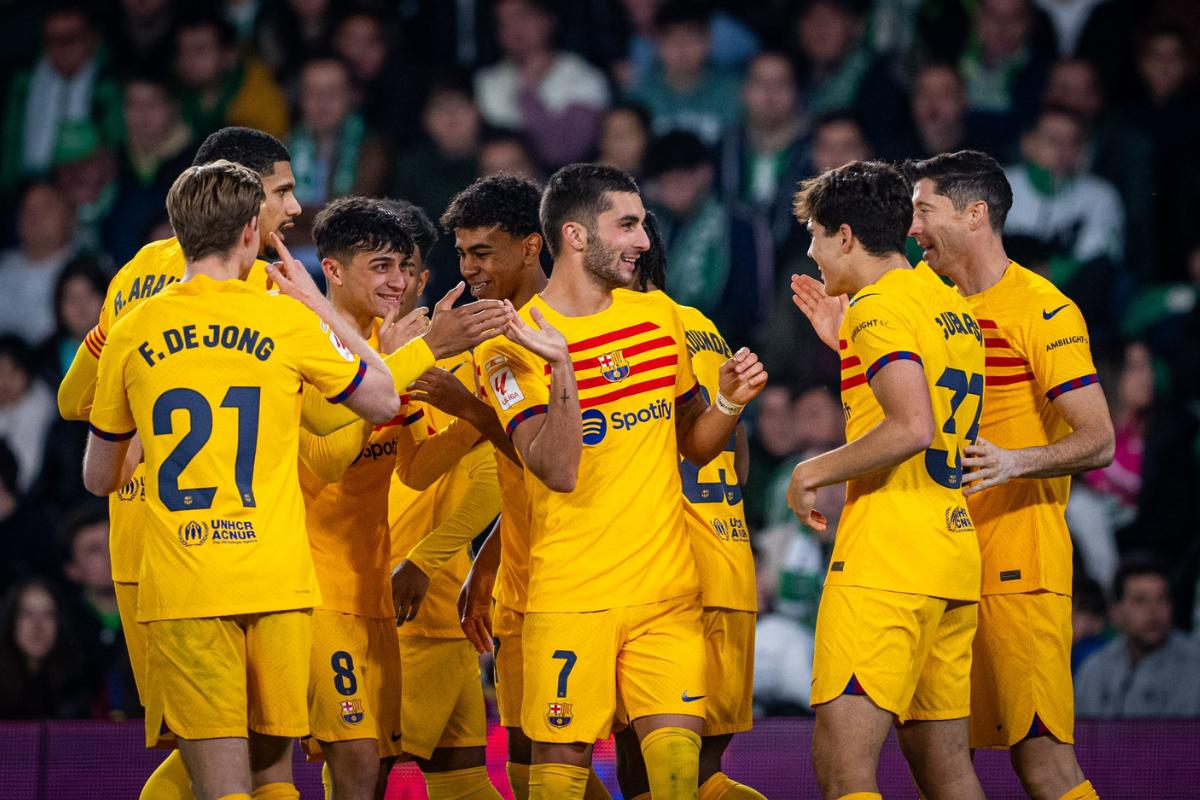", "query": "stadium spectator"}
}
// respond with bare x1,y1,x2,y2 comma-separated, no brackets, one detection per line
50,120,117,253
105,0,176,75
1071,574,1110,673
807,111,872,175
626,0,742,144
595,102,653,179
0,577,88,719
1075,556,1200,716
1033,0,1113,56
105,70,195,266
0,3,122,199
615,0,760,87
789,0,907,148
256,0,335,80
886,62,1007,162
718,51,810,251
172,12,289,140
0,336,55,494
0,443,56,591
474,0,610,168
0,184,77,345
59,506,137,717
478,132,542,183
329,9,418,146
643,130,769,338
